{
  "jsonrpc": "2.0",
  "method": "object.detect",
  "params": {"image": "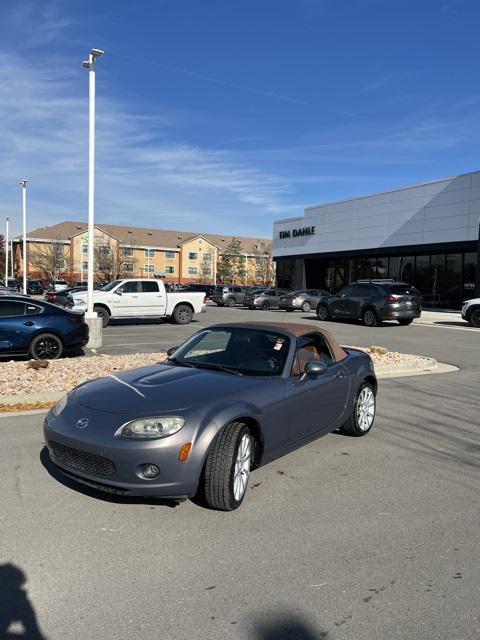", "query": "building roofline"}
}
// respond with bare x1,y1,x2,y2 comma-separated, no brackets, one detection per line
273,170,480,223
